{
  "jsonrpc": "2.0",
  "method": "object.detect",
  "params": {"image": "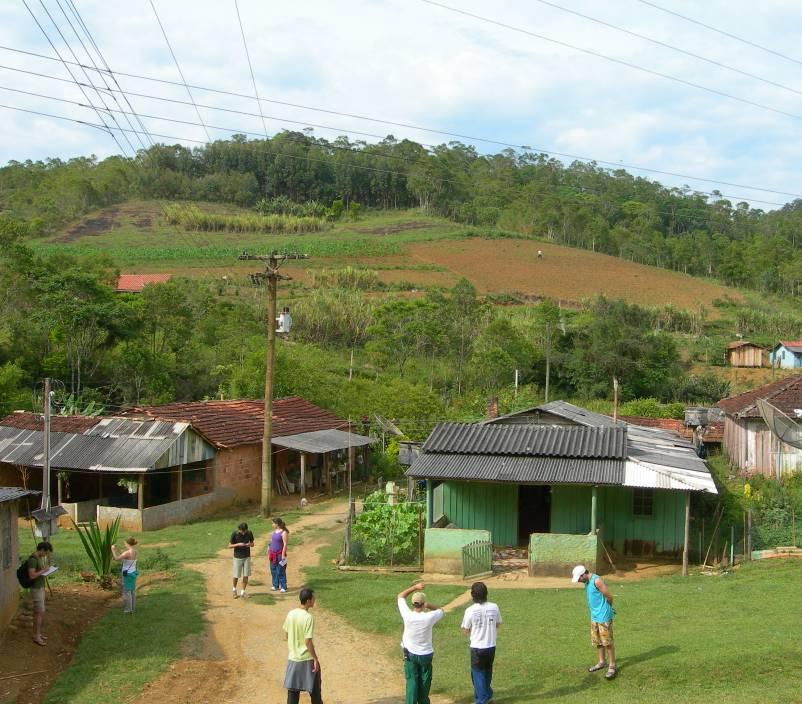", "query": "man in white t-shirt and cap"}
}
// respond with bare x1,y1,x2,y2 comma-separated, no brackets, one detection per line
460,581,501,704
397,581,444,704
